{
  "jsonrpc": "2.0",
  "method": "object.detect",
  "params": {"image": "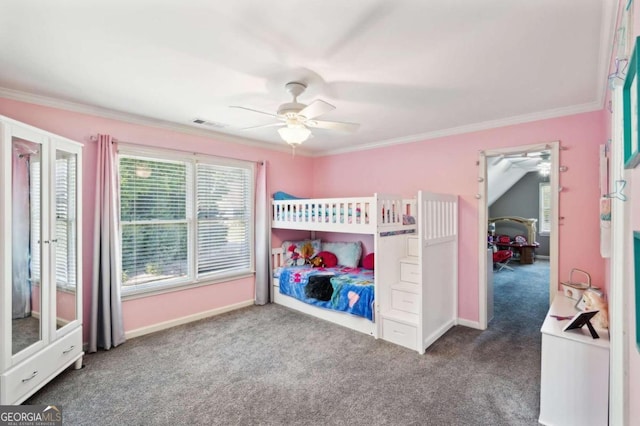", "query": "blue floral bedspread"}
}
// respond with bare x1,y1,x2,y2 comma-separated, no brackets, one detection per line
278,266,375,321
